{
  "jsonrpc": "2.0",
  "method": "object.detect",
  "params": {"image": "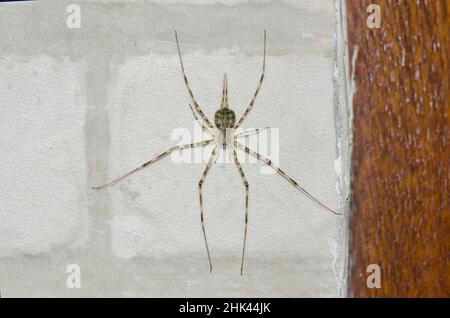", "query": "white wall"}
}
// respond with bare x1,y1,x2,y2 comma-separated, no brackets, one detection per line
0,0,349,297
